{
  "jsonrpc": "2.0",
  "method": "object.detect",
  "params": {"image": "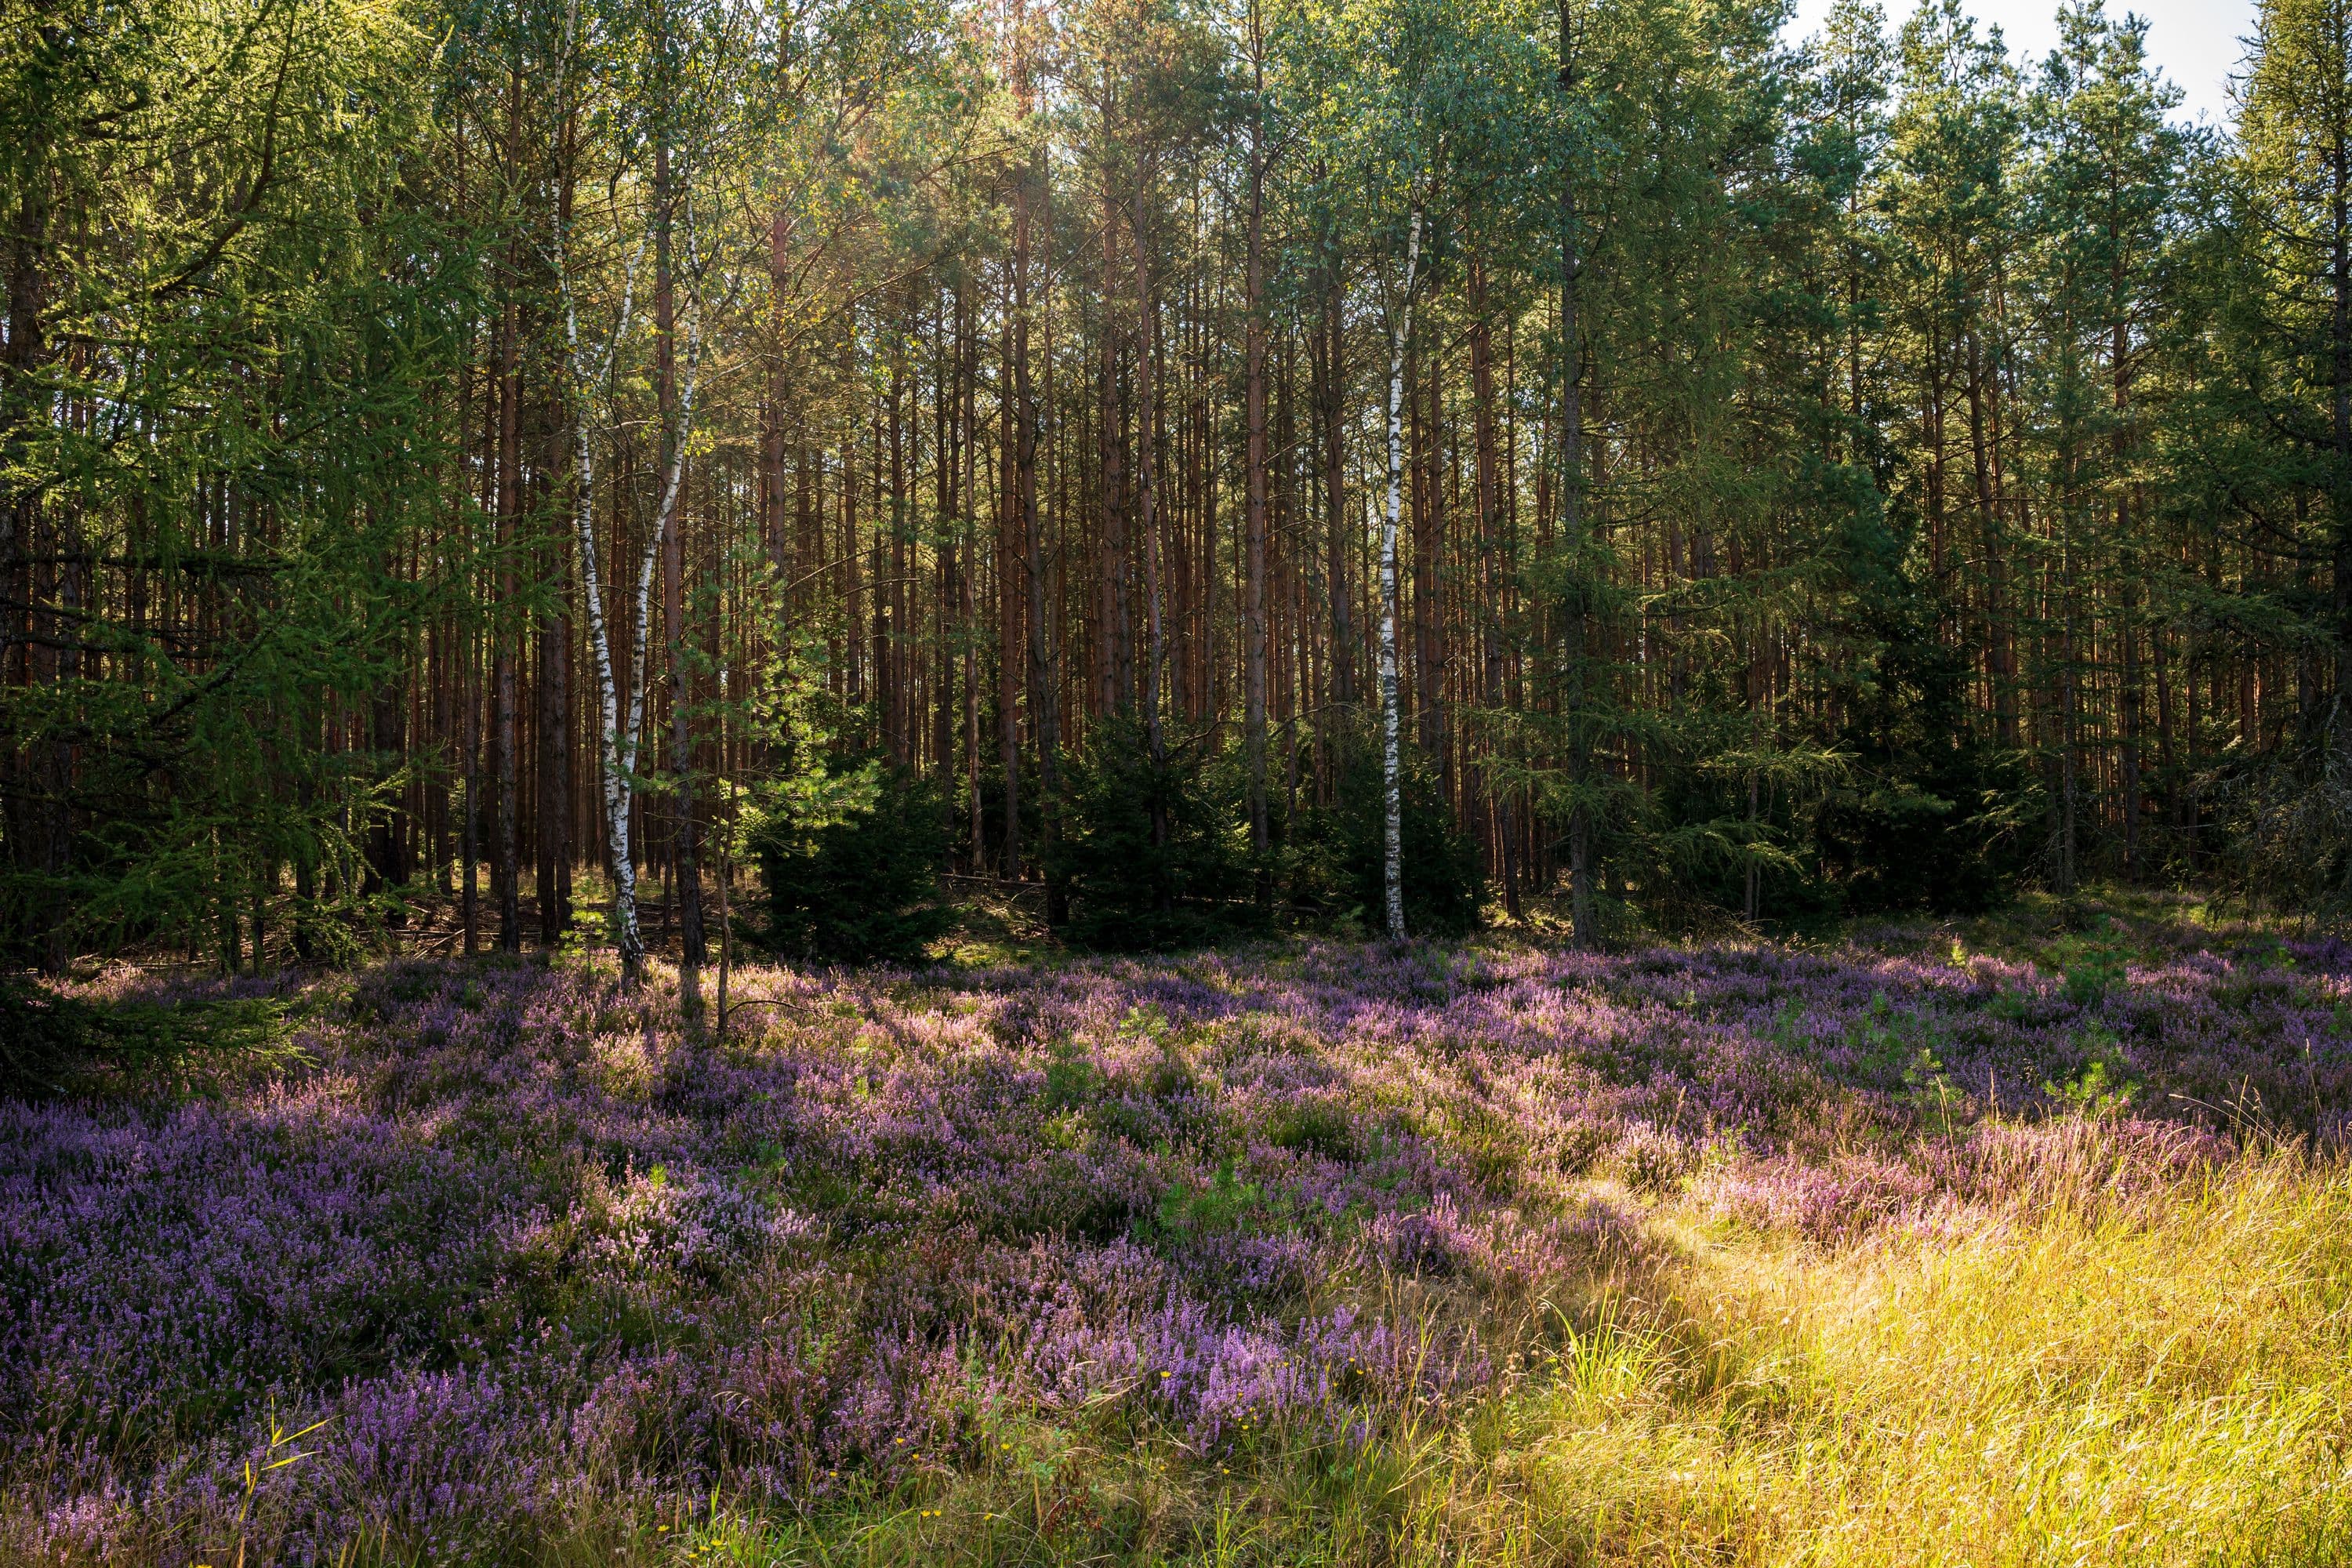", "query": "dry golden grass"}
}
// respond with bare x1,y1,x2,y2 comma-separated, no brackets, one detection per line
656,1135,2352,1566
1396,1144,2352,1566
